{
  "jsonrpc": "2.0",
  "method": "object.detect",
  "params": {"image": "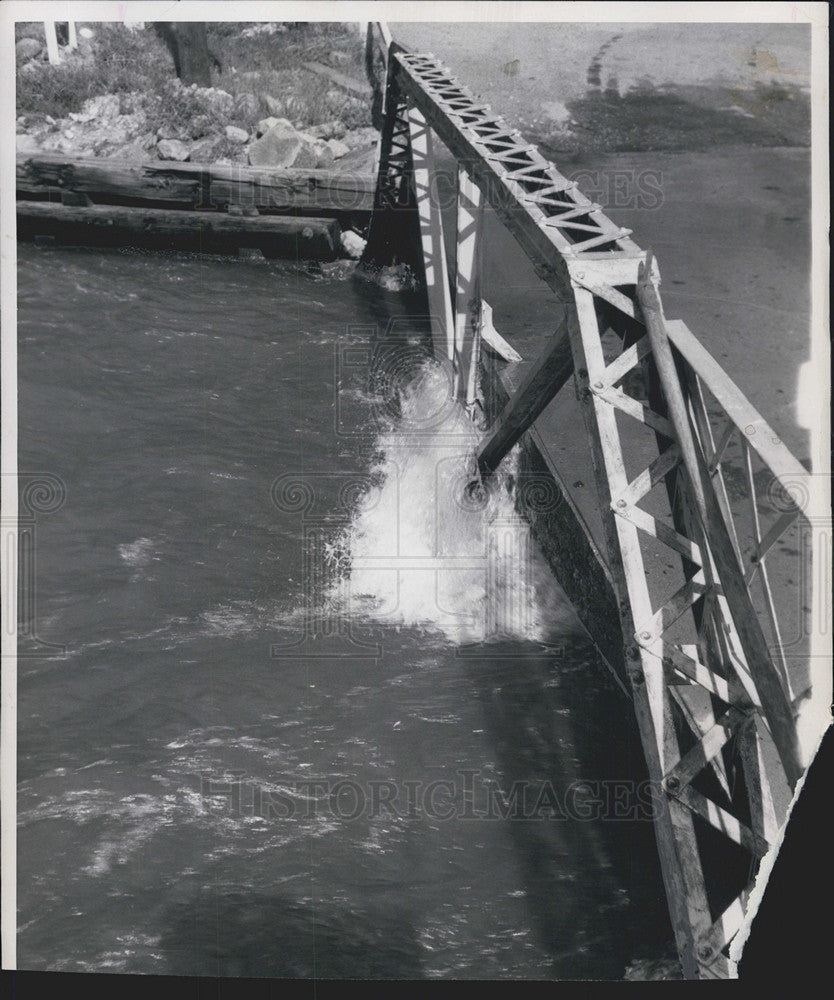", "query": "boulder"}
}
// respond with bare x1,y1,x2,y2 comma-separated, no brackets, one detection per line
248,131,303,168
340,230,367,260
248,128,304,167
225,125,249,143
74,94,121,123
315,143,335,169
335,145,377,174
157,138,190,161
189,136,222,162
308,121,347,140
326,138,350,160
291,143,319,170
16,134,41,155
255,116,282,136
247,121,320,169
16,38,42,60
